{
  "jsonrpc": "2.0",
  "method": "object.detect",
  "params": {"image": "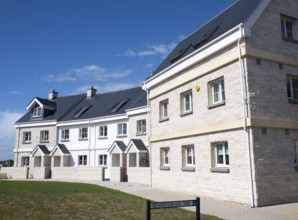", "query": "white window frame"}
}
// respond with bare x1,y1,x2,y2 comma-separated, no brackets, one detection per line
137,120,146,135
21,157,29,167
181,90,193,115
99,154,107,166
40,130,49,142
159,99,169,121
78,155,87,166
32,107,42,117
186,145,195,166
208,78,225,106
79,127,88,140
99,125,108,138
215,142,229,167
61,129,69,141
287,75,298,102
281,15,296,40
117,123,127,137
23,132,31,143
